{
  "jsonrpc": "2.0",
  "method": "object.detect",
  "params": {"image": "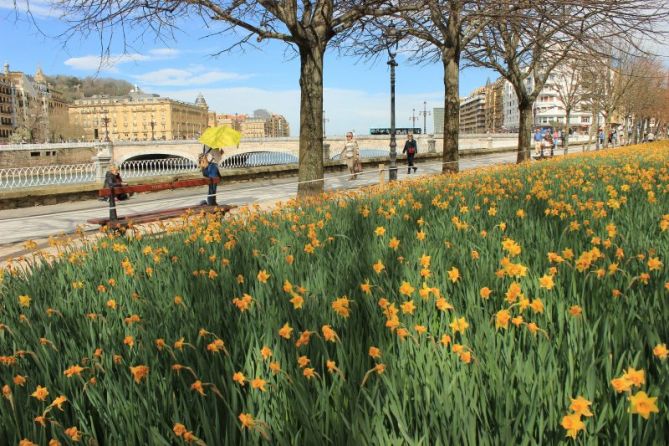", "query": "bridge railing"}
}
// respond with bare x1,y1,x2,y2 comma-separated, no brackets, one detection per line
0,163,97,189
121,158,198,179
0,142,107,151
